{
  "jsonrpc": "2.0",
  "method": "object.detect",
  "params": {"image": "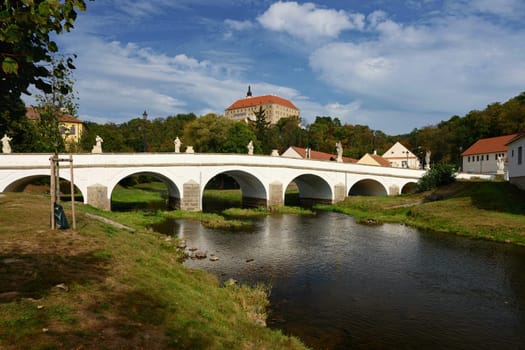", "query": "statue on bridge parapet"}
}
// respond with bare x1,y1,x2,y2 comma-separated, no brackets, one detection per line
497,154,505,174
185,146,195,153
2,134,12,154
425,150,431,170
174,137,182,153
247,140,254,155
336,141,343,163
91,135,103,154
